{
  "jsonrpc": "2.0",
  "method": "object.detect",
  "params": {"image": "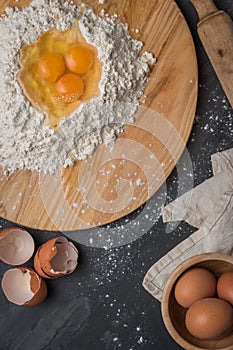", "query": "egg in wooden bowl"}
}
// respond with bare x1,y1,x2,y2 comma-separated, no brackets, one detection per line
161,253,233,350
